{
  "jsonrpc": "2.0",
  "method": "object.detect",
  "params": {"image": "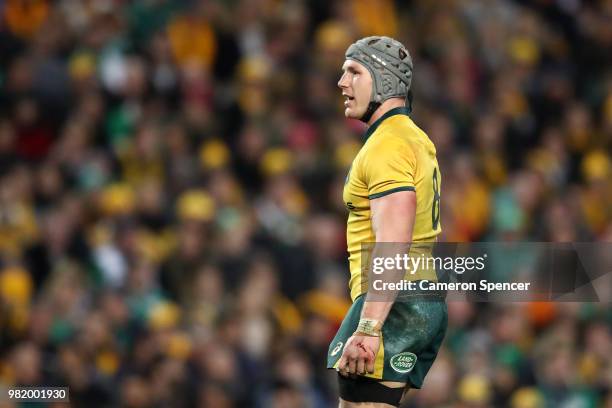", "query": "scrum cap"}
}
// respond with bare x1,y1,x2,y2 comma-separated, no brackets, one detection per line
345,36,413,122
